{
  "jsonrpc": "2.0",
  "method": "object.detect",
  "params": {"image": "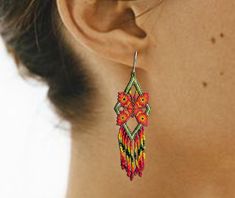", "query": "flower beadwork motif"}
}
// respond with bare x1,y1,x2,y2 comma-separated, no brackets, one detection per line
116,91,149,127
